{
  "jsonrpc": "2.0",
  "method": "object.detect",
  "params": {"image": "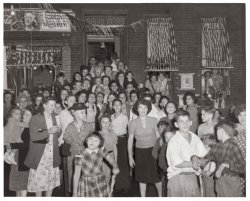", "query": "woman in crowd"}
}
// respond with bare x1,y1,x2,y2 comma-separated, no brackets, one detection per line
115,71,126,90
128,98,162,197
75,89,88,104
101,92,117,116
145,73,161,95
99,114,118,184
63,103,95,194
28,94,43,115
124,71,138,89
4,90,15,125
71,72,83,85
8,109,32,196
111,99,130,194
25,97,61,196
118,91,131,118
85,92,101,130
183,91,199,133
160,101,177,127
159,96,169,110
